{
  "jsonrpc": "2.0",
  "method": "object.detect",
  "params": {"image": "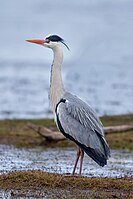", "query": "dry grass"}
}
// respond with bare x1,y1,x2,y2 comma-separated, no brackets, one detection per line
0,114,133,149
0,119,55,147
0,171,133,198
0,115,133,198
101,114,133,150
